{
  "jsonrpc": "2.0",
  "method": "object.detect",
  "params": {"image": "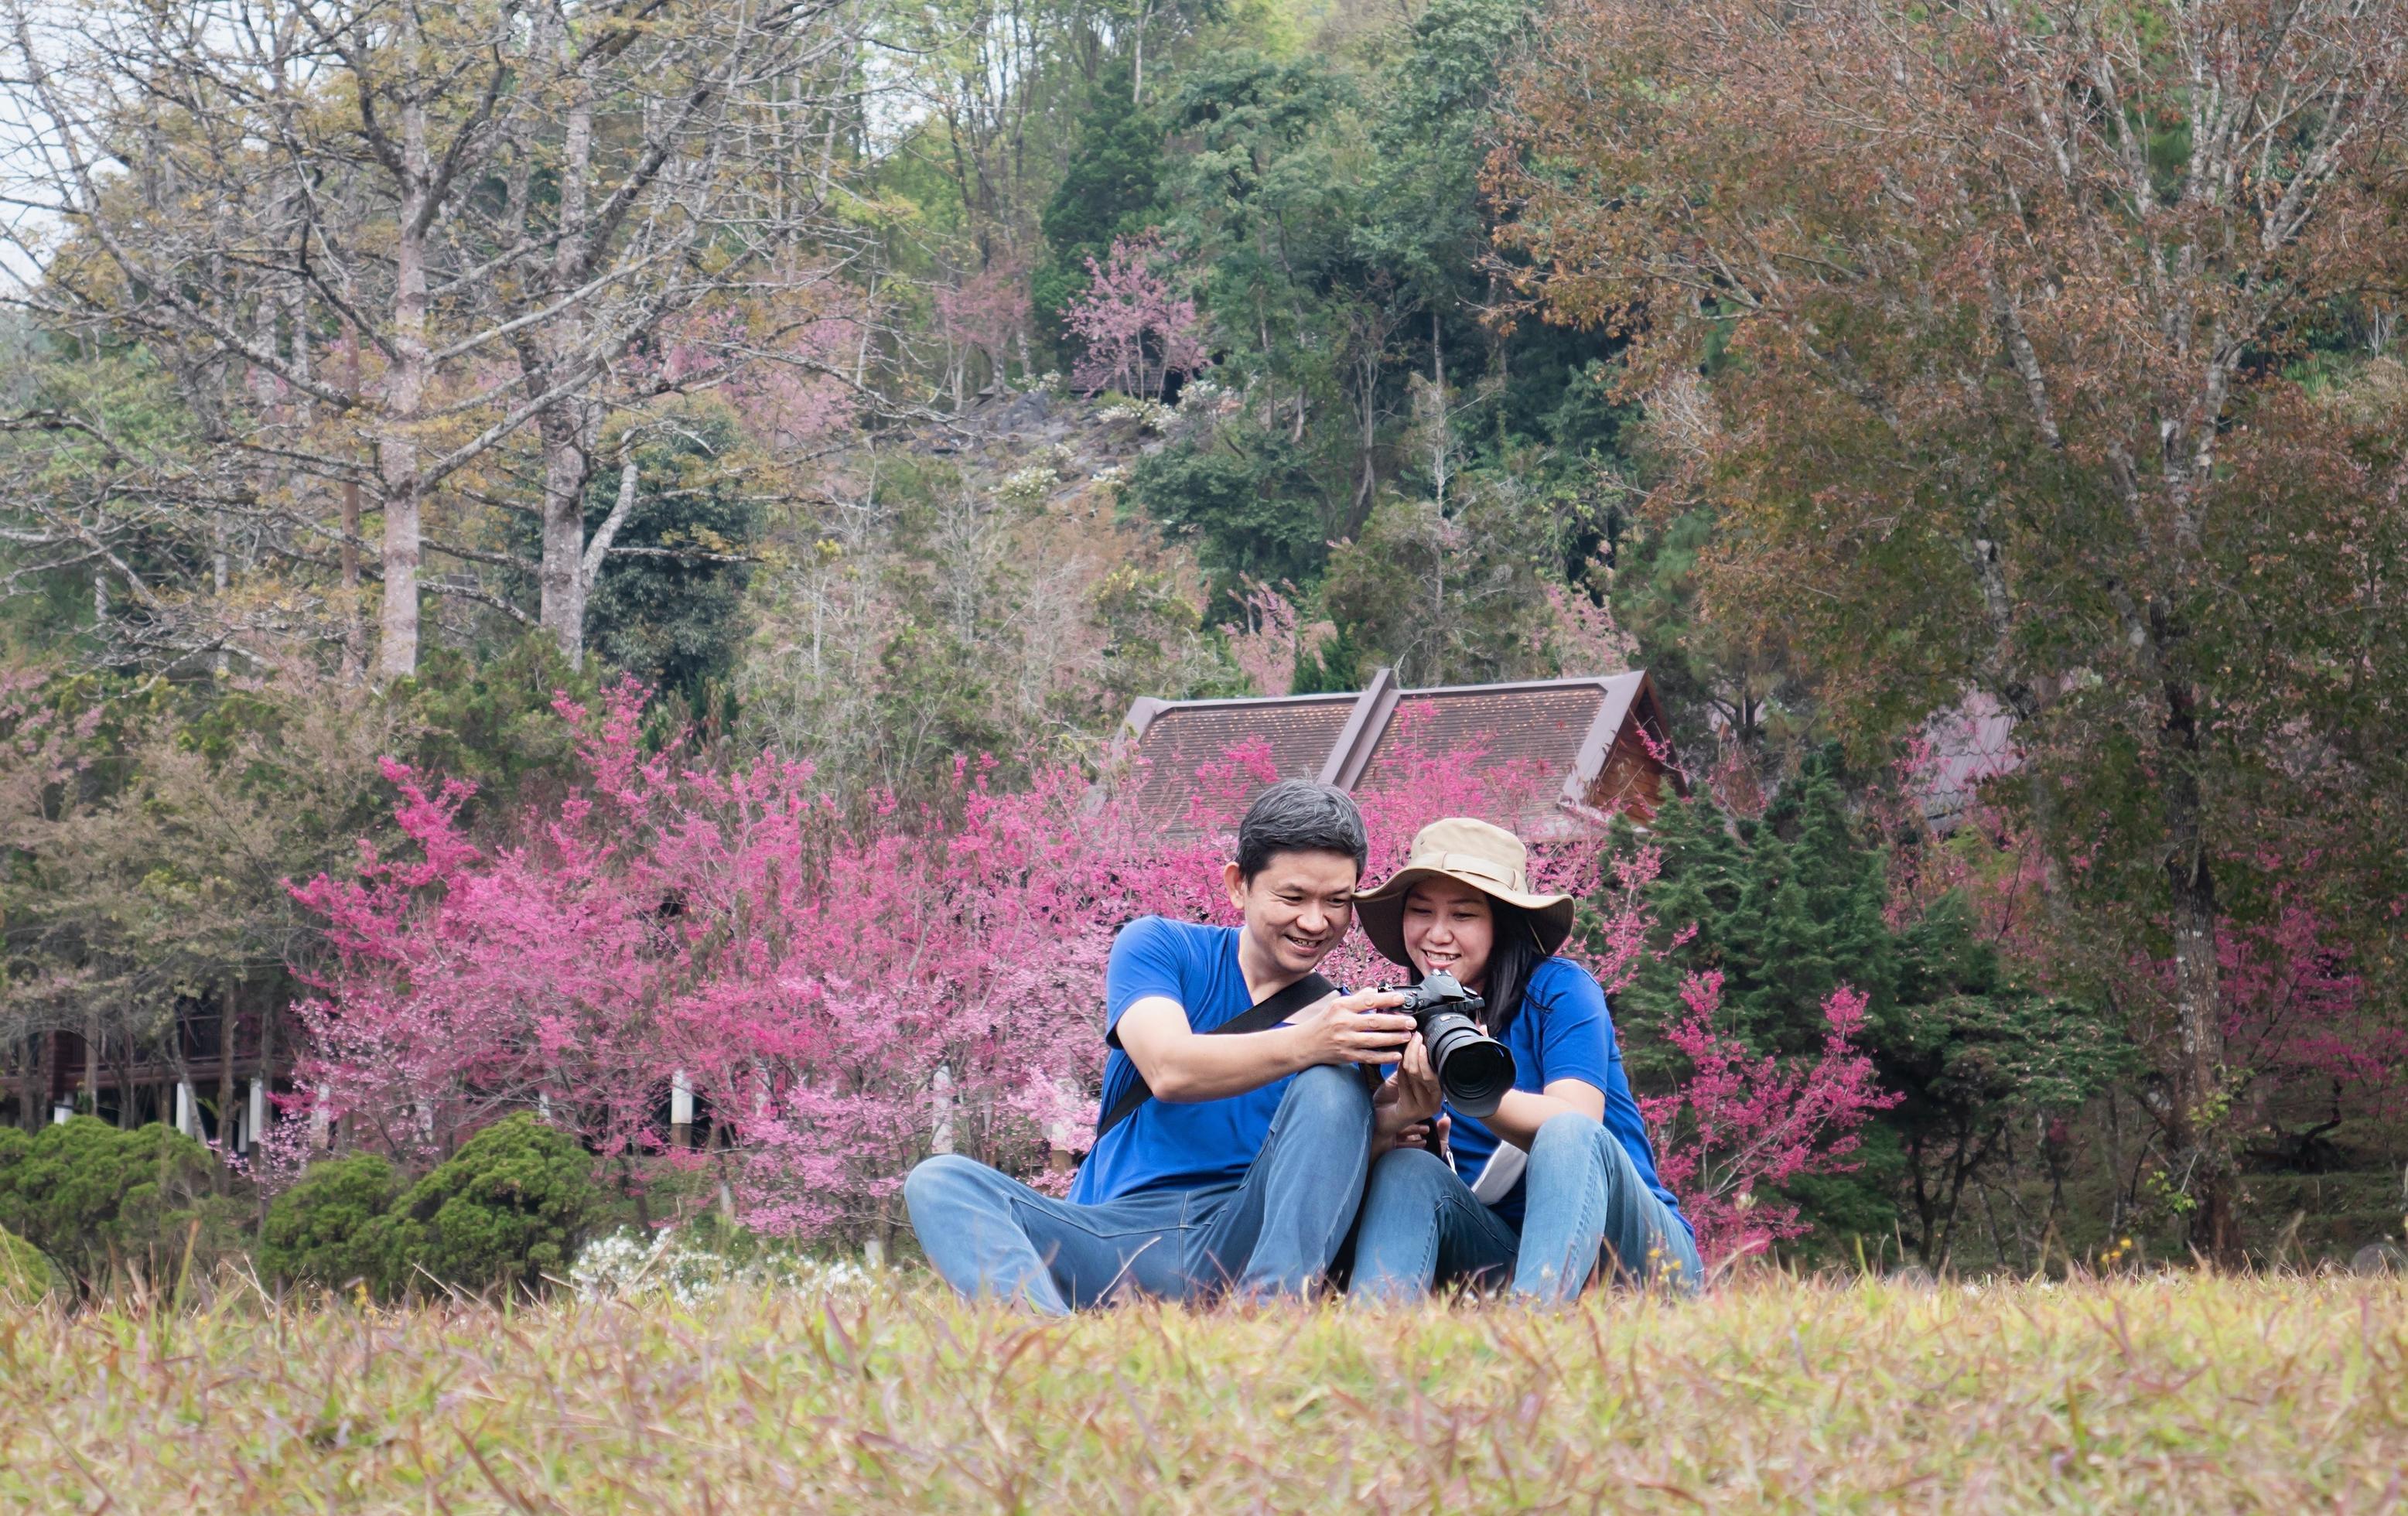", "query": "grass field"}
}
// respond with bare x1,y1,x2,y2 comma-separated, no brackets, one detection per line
4,1270,2406,1512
